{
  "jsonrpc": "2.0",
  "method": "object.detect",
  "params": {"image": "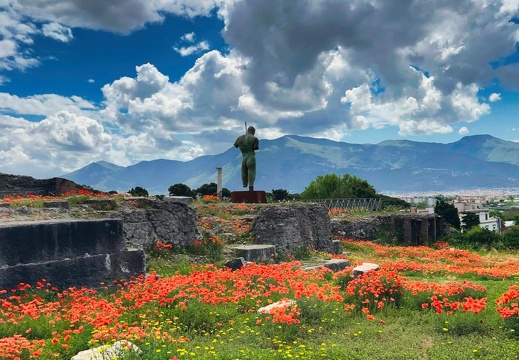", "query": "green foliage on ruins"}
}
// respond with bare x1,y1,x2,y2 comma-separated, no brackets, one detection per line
462,212,480,231
168,183,195,198
434,199,461,230
128,186,149,197
270,188,293,201
195,183,231,198
300,173,377,199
